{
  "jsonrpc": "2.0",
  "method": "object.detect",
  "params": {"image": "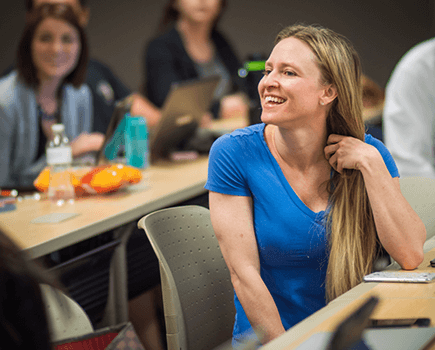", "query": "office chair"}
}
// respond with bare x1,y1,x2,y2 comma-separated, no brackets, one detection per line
399,176,435,241
40,283,94,343
138,205,235,350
